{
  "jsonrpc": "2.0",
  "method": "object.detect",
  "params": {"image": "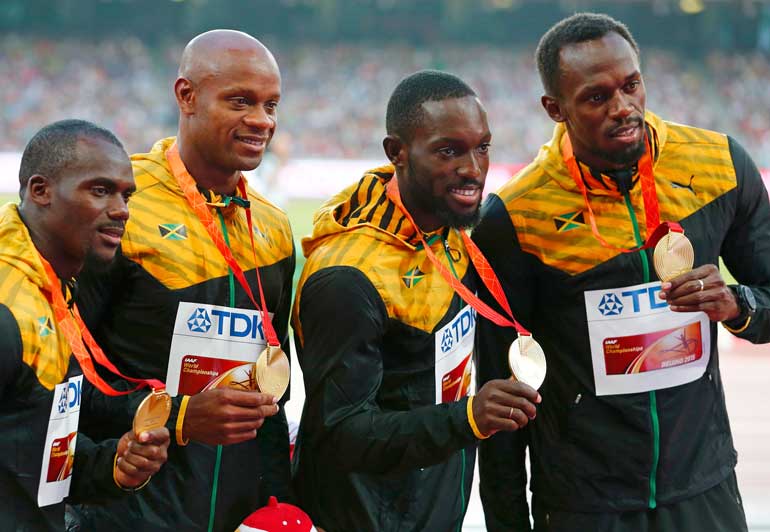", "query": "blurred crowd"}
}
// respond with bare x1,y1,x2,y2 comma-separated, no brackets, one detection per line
1,35,769,166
